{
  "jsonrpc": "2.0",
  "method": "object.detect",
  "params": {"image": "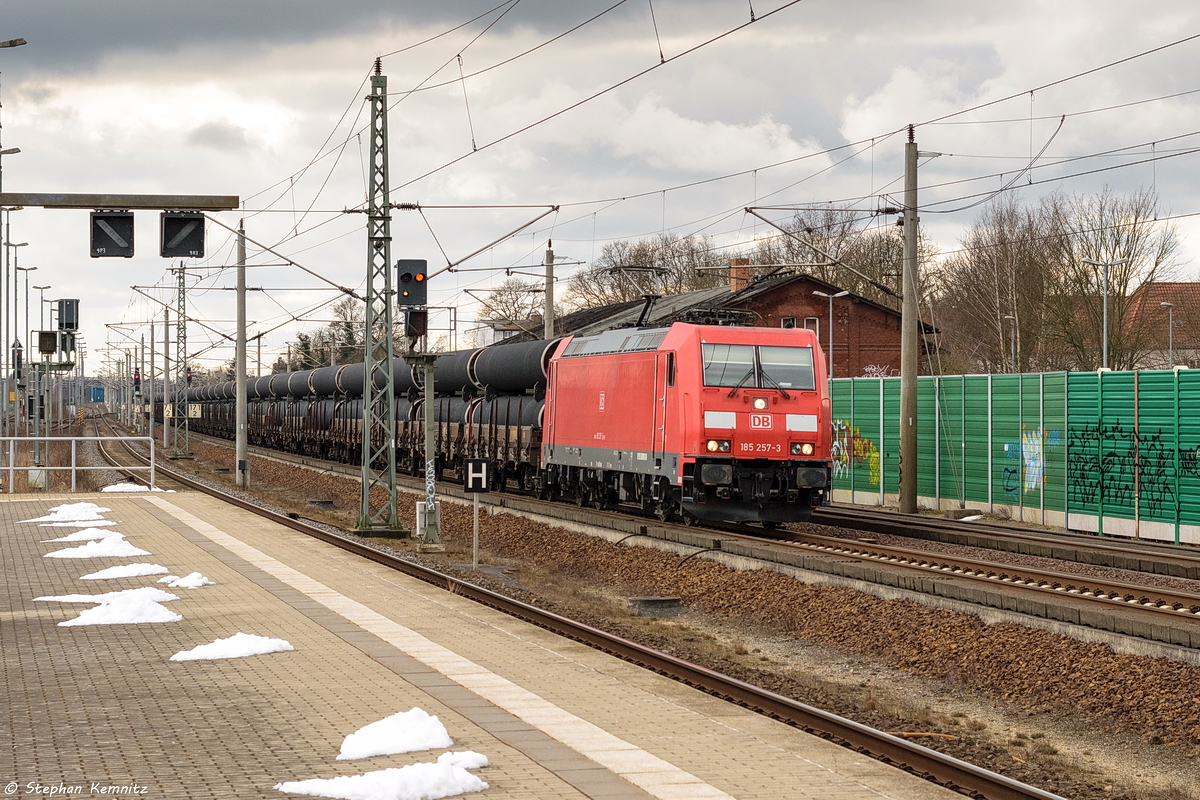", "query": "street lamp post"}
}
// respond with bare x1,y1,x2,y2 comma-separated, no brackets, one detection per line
33,285,48,331
1004,315,1017,373
1083,257,1131,370
1161,302,1174,368
812,289,849,379
16,264,34,352
2,231,25,444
